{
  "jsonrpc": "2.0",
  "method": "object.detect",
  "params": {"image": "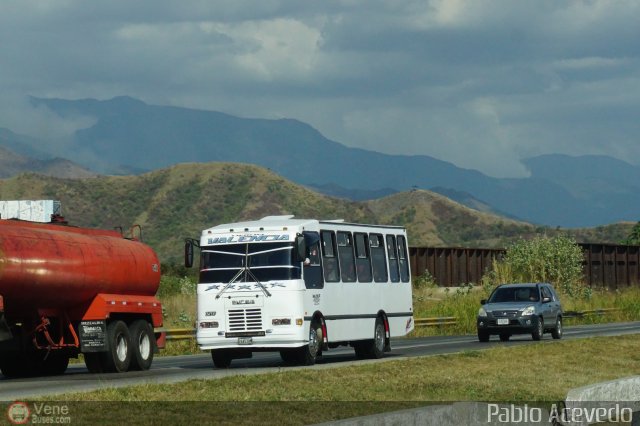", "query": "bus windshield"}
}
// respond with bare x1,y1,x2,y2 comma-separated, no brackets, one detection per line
199,242,301,283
